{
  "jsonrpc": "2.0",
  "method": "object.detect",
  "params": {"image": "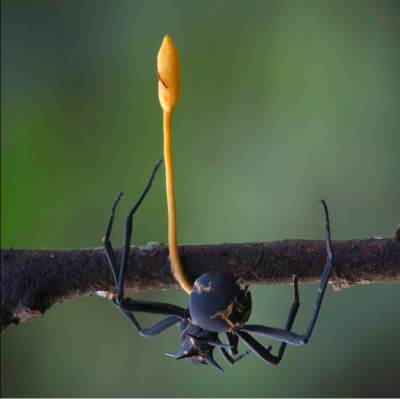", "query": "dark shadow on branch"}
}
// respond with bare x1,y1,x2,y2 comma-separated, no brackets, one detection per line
1,238,399,333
